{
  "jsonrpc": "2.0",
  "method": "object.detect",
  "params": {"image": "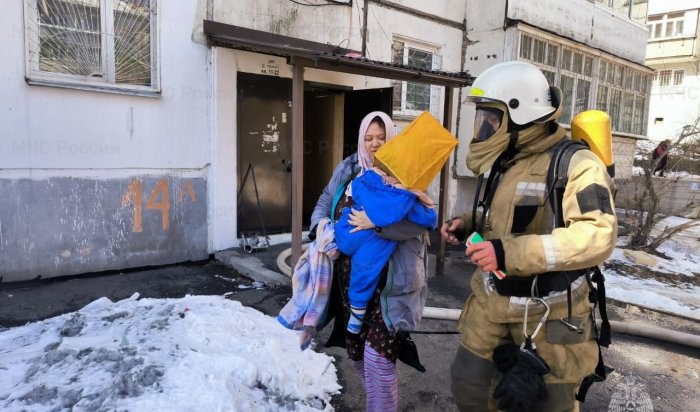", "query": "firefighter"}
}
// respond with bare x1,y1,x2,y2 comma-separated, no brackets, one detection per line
441,61,617,411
